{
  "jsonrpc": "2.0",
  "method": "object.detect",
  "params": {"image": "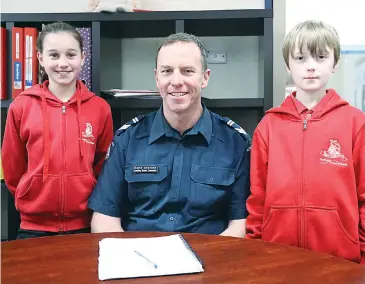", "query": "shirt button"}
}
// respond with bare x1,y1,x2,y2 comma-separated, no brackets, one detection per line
172,194,177,199
177,142,183,147
169,217,174,221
